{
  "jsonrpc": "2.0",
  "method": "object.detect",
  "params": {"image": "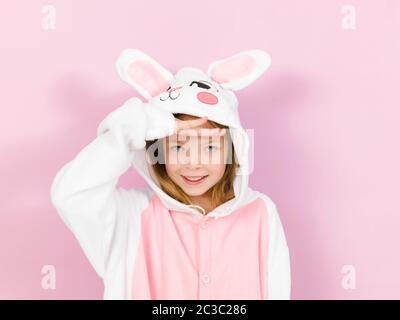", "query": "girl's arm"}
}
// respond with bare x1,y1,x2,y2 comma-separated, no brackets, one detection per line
50,97,175,279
